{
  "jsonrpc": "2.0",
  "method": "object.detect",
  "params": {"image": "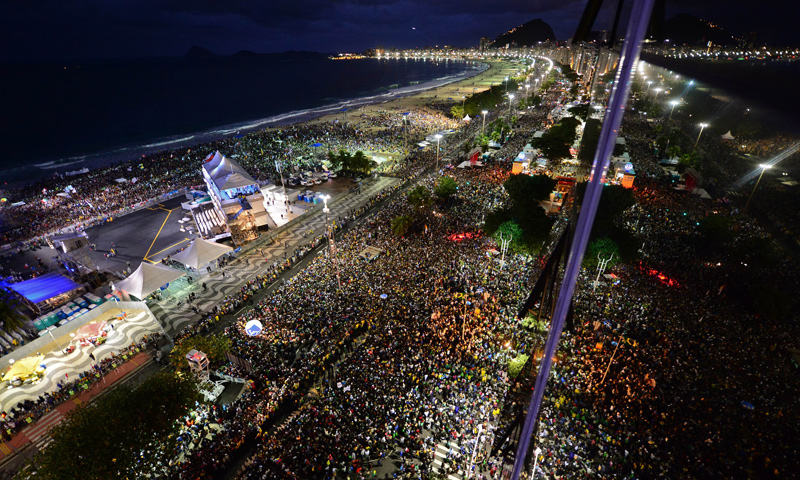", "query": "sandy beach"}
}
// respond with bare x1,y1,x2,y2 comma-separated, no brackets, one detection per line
307,59,521,128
